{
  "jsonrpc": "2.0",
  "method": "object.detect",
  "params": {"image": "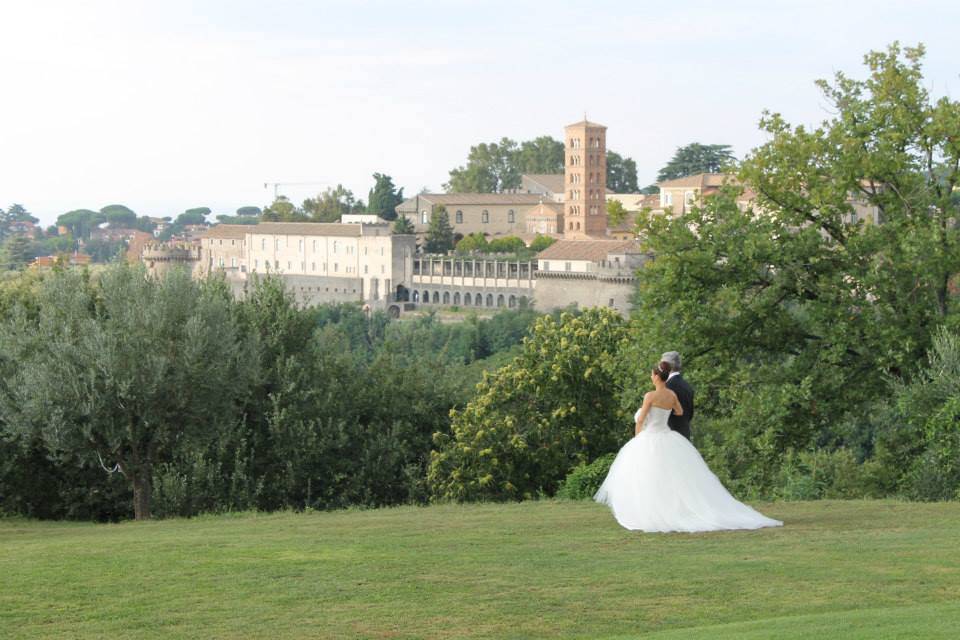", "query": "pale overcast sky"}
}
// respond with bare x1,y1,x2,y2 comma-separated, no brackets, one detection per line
2,0,958,226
